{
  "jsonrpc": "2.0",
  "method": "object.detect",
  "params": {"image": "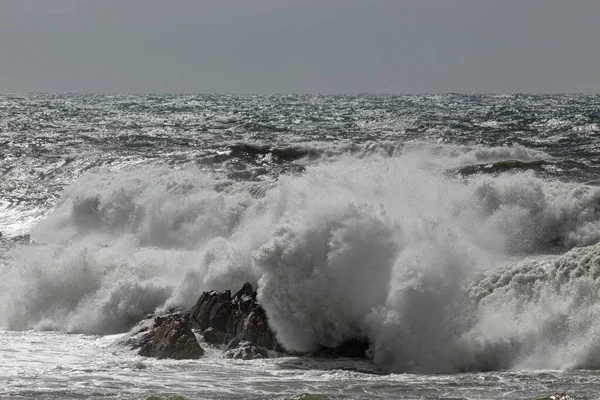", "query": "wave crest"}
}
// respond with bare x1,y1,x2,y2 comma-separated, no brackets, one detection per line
1,148,600,373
